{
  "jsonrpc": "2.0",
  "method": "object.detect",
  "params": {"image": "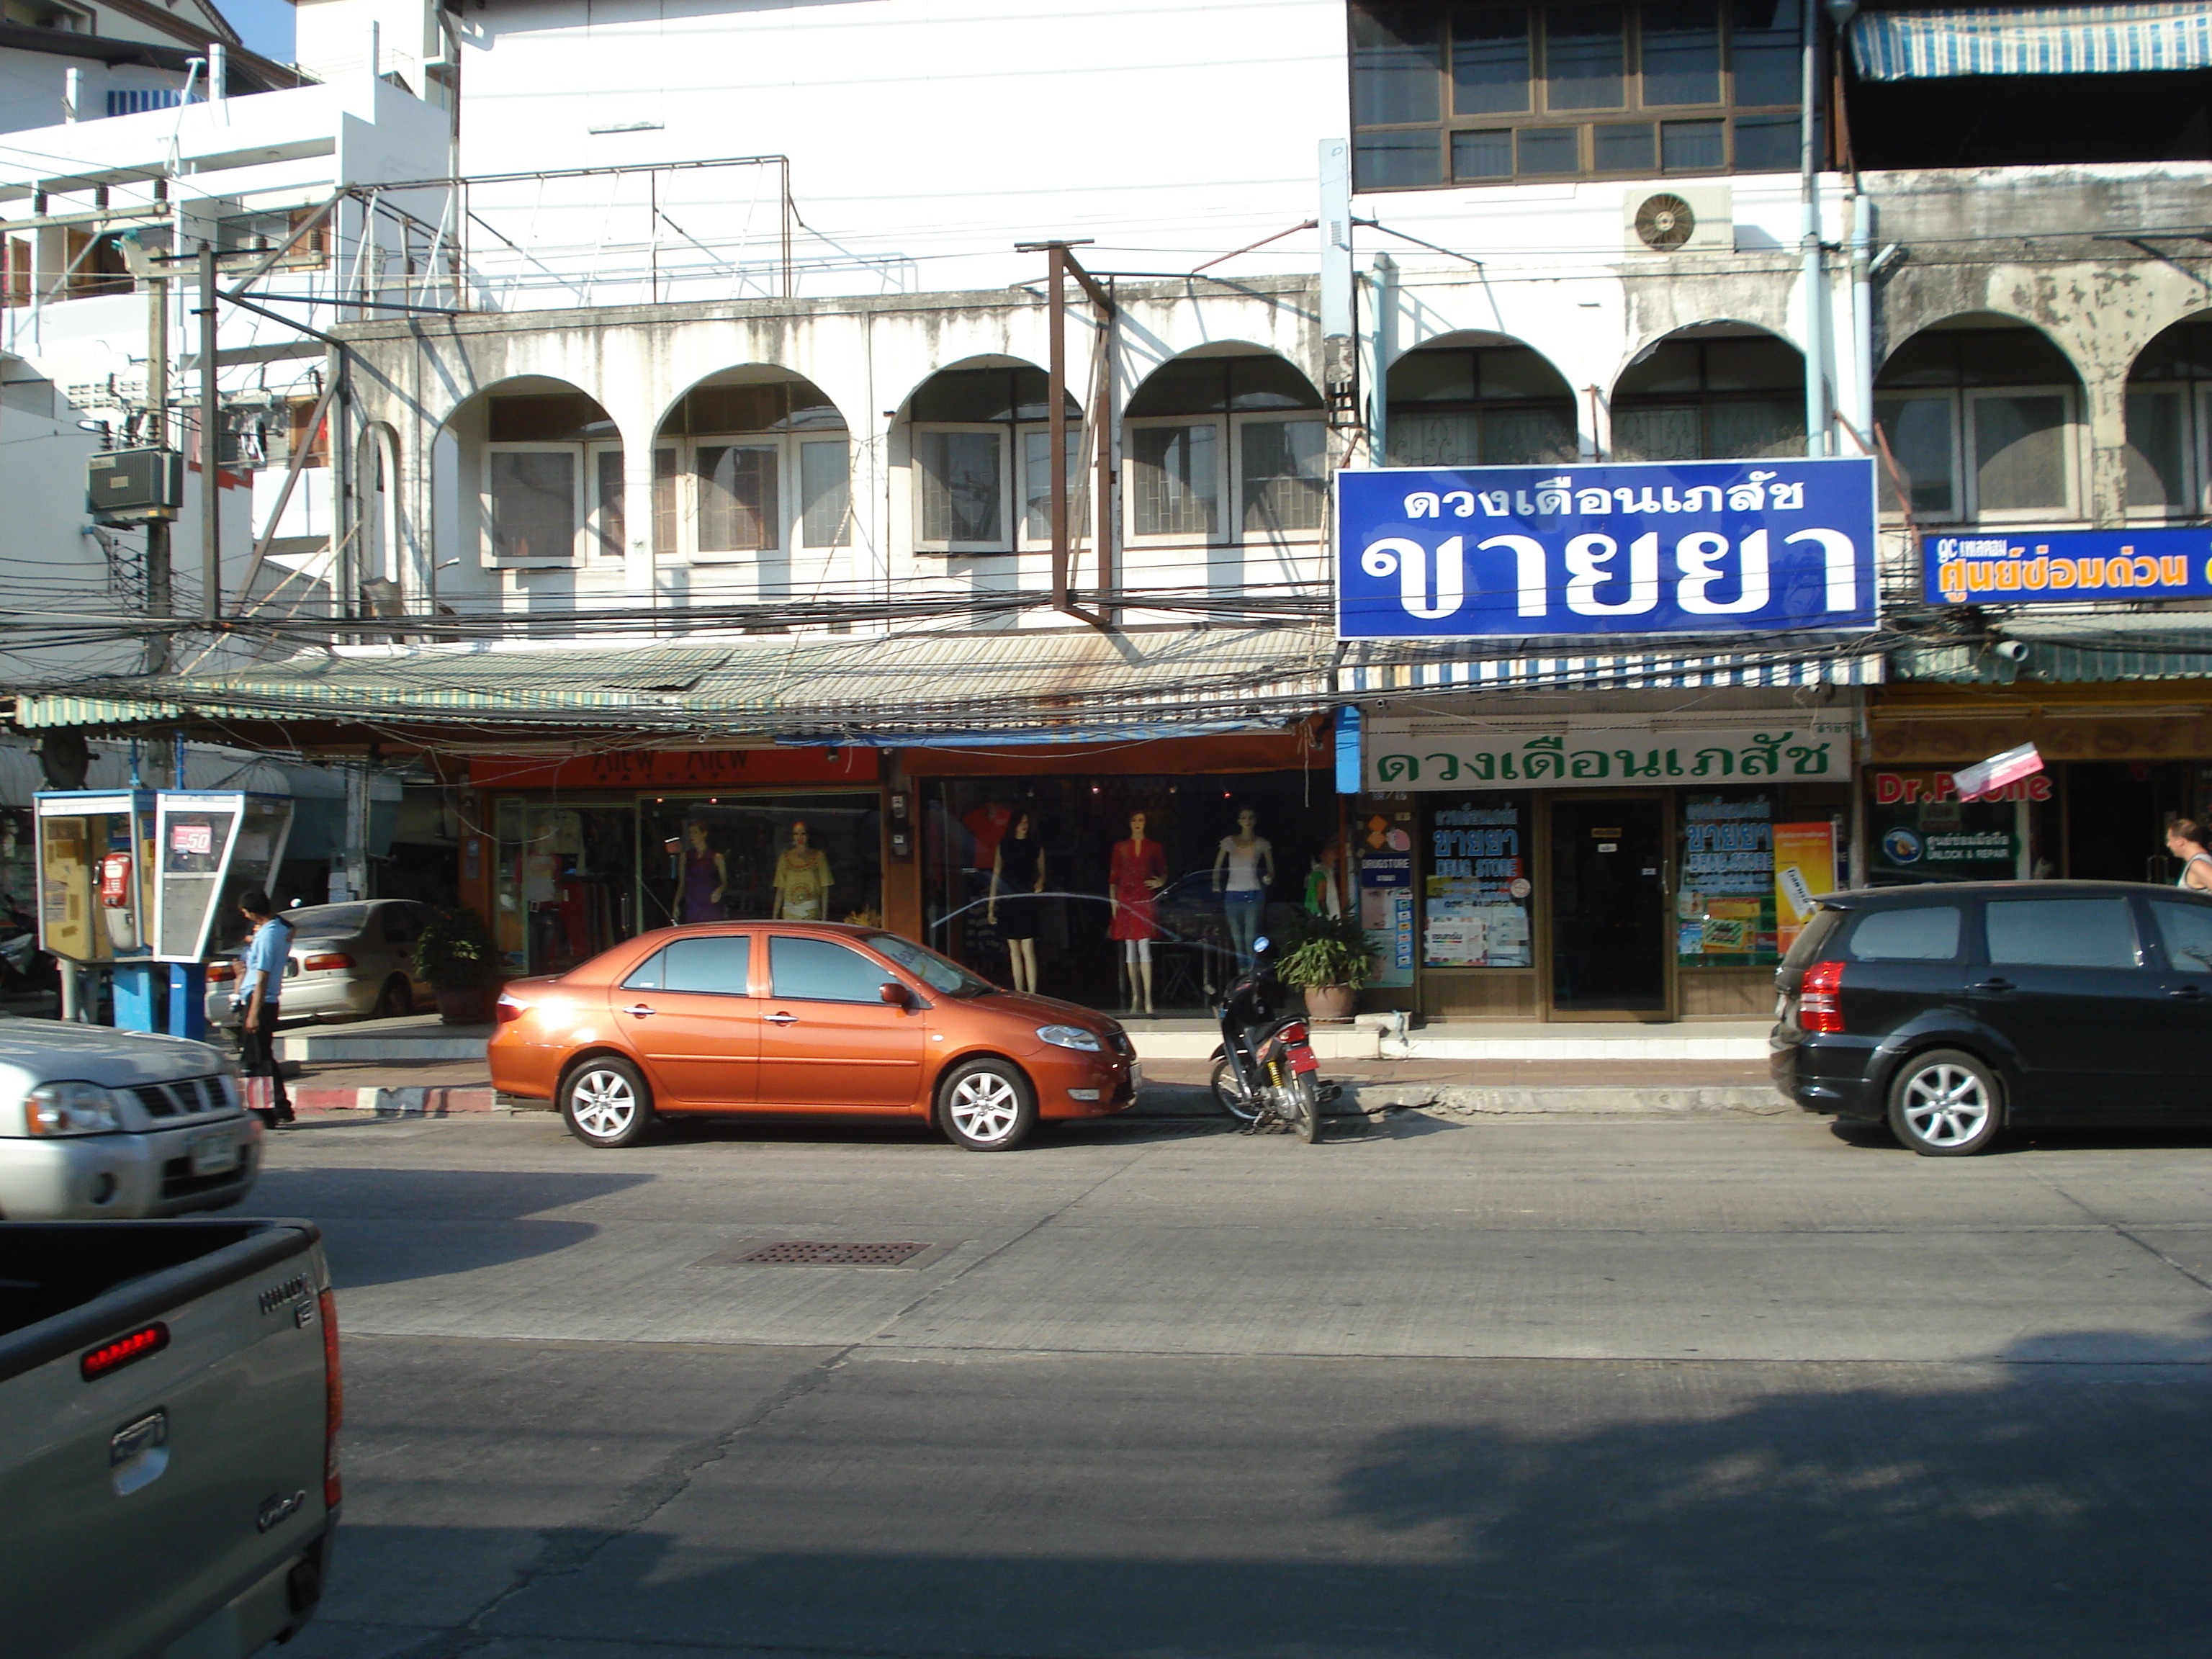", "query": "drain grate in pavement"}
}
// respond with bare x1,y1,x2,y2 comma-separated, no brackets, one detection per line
734,1241,932,1267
